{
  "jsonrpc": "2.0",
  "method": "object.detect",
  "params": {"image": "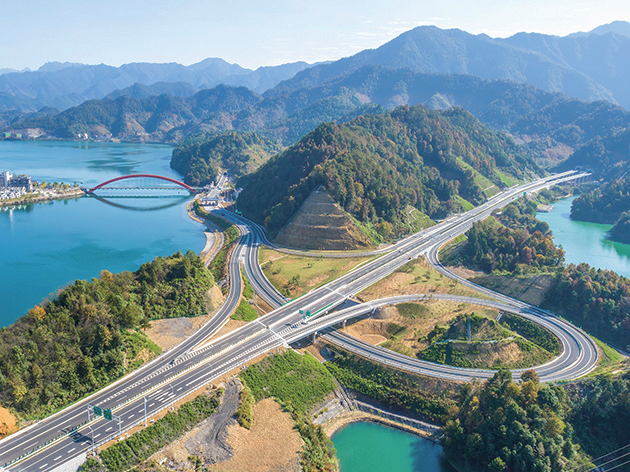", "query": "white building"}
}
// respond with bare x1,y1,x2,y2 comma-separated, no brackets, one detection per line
0,171,11,188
